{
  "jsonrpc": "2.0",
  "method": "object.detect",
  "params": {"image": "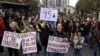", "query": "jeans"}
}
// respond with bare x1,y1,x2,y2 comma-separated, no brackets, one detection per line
23,53,37,56
48,21,56,29
84,35,89,44
93,42,100,56
73,48,82,56
28,53,37,56
42,46,47,56
48,52,64,56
